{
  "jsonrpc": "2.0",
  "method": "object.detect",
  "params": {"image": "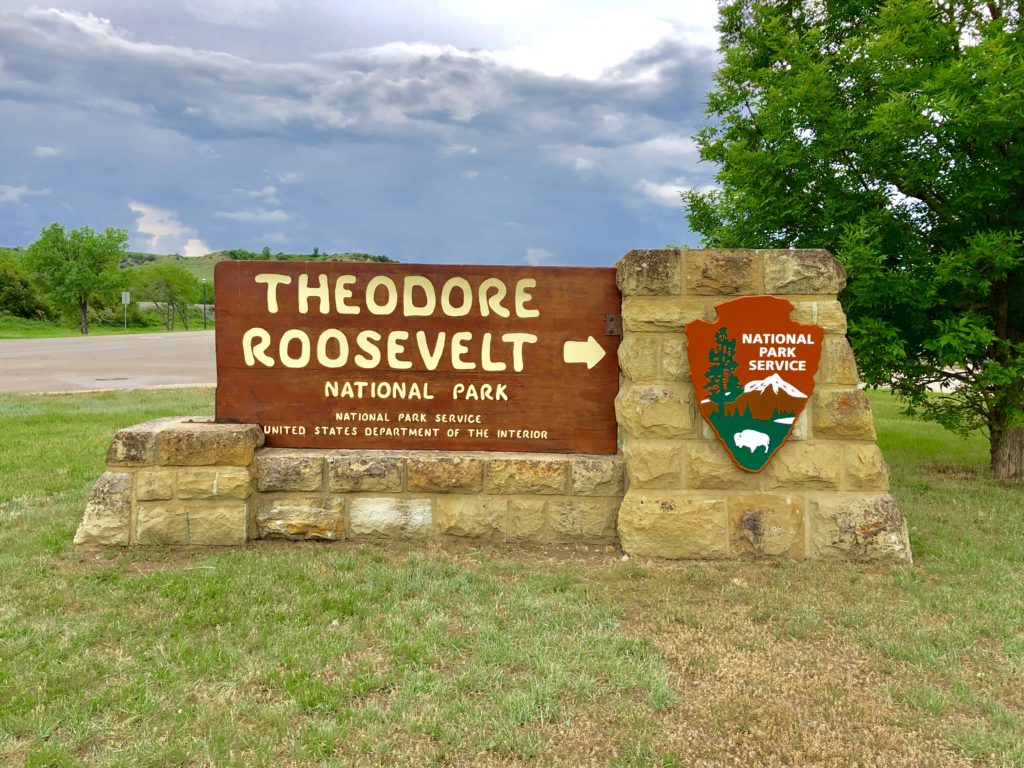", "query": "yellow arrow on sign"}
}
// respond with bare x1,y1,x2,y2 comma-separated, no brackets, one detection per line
563,336,606,370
